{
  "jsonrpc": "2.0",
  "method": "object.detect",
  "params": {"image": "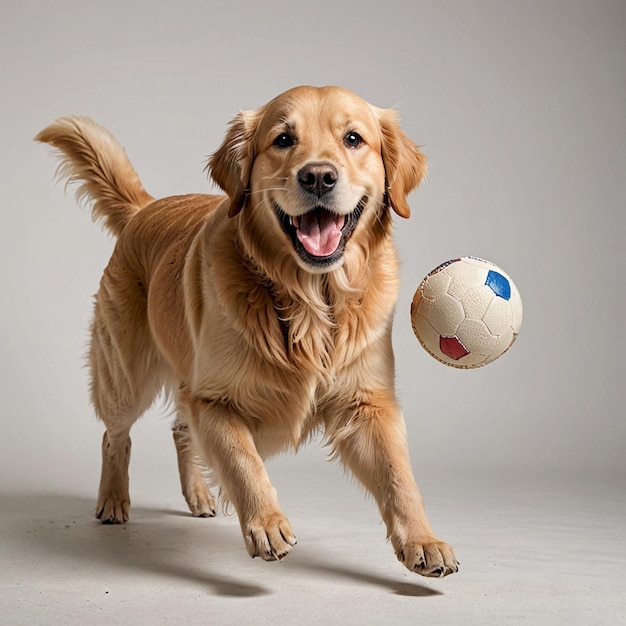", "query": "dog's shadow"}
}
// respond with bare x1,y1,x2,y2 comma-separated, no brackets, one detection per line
2,492,440,598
